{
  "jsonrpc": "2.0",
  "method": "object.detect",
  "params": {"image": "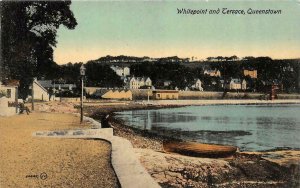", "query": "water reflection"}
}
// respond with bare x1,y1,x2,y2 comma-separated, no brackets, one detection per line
152,111,197,124
115,104,300,151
